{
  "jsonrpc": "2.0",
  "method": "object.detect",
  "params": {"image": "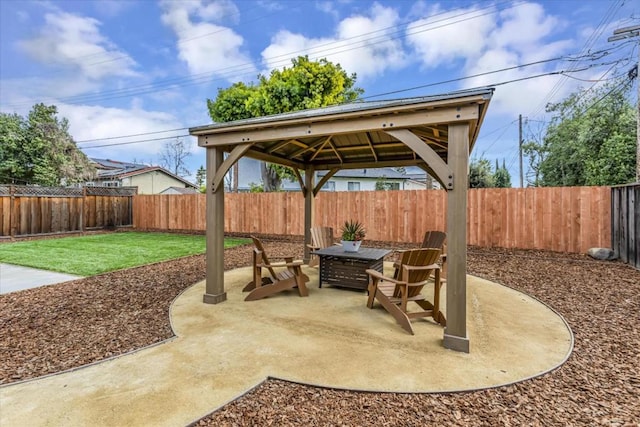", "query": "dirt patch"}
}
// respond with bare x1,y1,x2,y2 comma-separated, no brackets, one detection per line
1,235,639,426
